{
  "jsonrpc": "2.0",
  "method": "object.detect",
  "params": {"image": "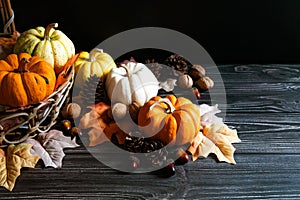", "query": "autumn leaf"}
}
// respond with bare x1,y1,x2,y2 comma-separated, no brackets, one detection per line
187,124,240,164
24,138,57,168
79,102,127,146
0,144,39,191
199,104,223,127
25,130,79,168
159,78,177,92
79,103,111,146
187,104,241,164
54,53,79,90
